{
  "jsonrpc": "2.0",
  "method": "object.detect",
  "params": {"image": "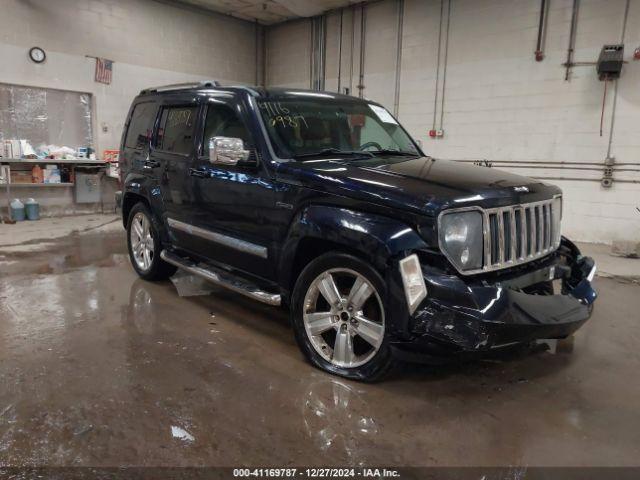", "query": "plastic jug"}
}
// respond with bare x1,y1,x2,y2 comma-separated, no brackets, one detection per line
10,198,25,221
32,165,44,184
25,198,40,221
